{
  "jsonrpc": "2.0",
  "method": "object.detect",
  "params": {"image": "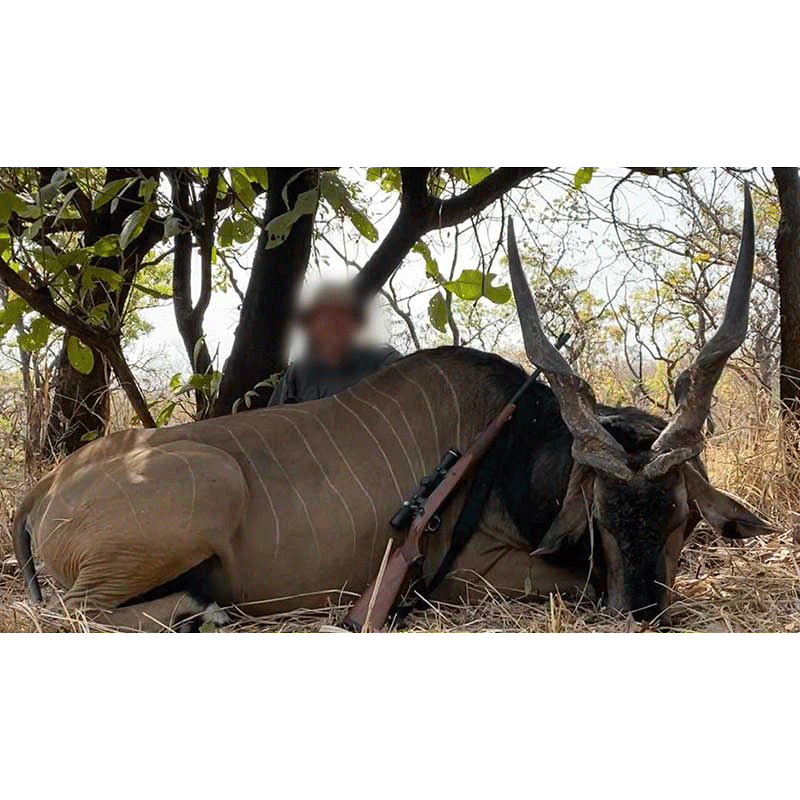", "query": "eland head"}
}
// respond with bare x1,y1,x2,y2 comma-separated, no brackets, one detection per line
507,185,774,622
